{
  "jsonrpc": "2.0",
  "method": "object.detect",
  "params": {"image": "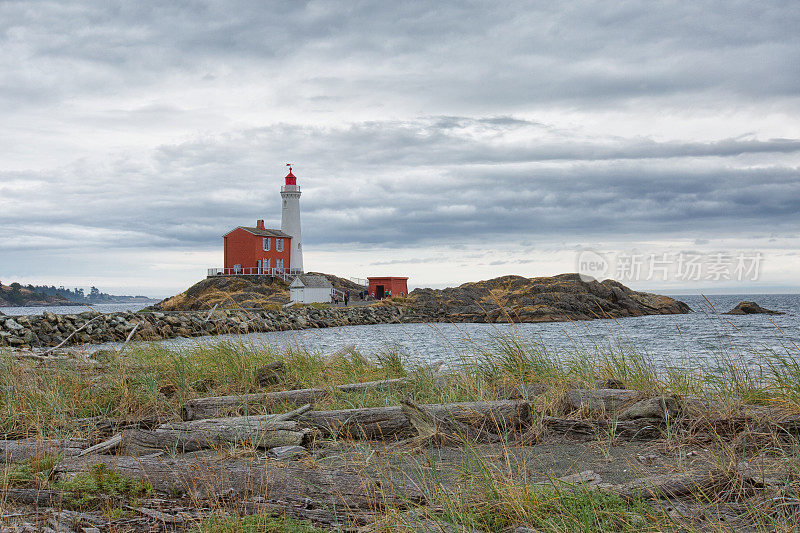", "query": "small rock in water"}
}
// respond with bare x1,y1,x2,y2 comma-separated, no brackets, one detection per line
724,301,785,315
